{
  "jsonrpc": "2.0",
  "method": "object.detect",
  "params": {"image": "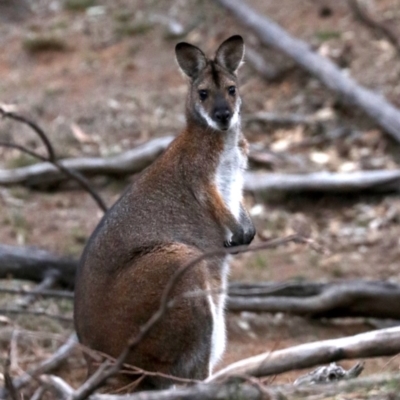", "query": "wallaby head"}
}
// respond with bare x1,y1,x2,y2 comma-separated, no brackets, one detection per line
175,35,244,131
